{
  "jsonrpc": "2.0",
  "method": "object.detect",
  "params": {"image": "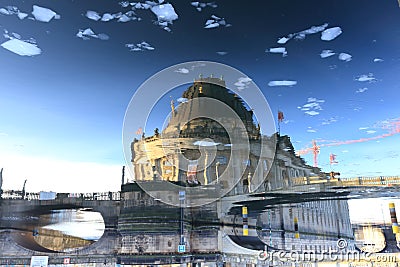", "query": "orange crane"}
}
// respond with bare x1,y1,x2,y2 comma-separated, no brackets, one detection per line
297,118,400,168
